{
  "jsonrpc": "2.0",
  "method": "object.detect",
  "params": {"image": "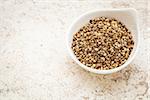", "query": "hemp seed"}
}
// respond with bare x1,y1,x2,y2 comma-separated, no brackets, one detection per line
71,17,134,70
